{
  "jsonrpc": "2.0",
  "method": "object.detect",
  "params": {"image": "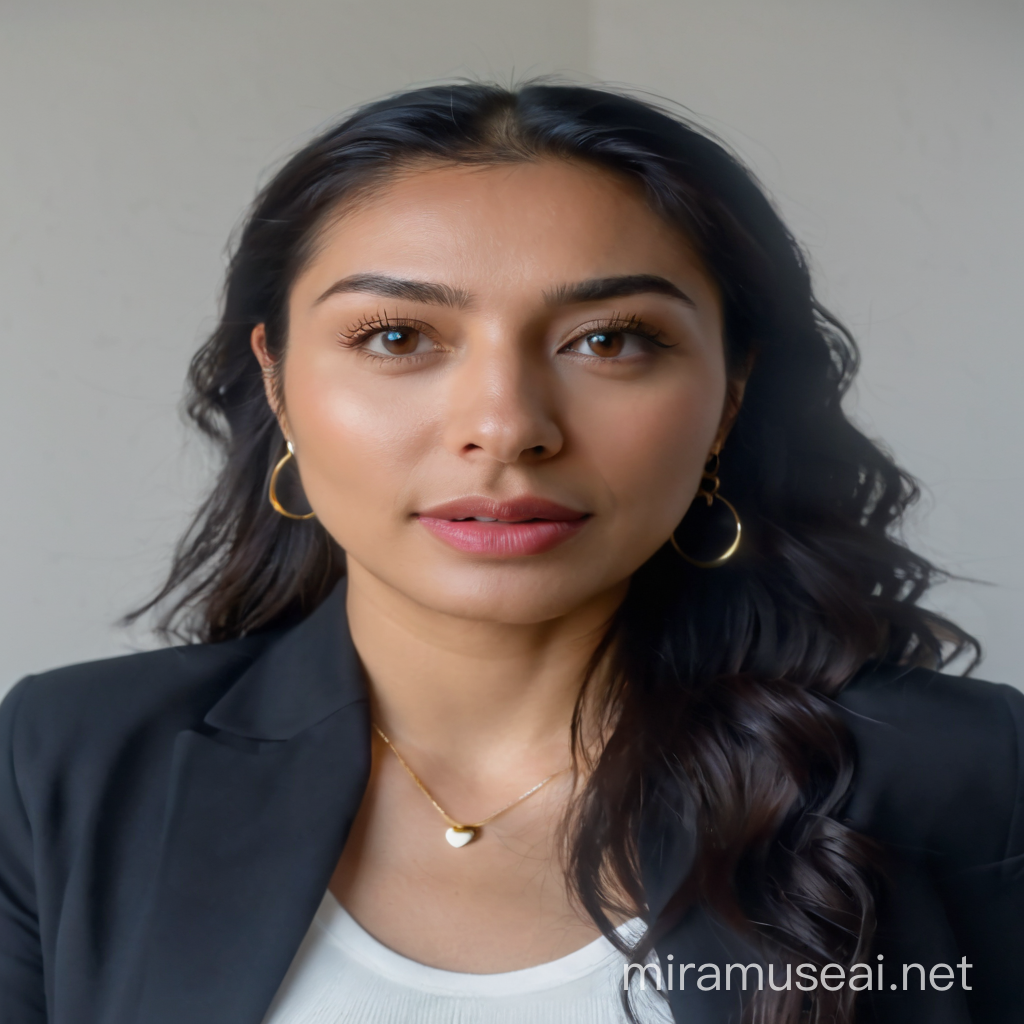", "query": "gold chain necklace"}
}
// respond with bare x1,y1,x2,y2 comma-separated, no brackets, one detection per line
373,724,569,848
